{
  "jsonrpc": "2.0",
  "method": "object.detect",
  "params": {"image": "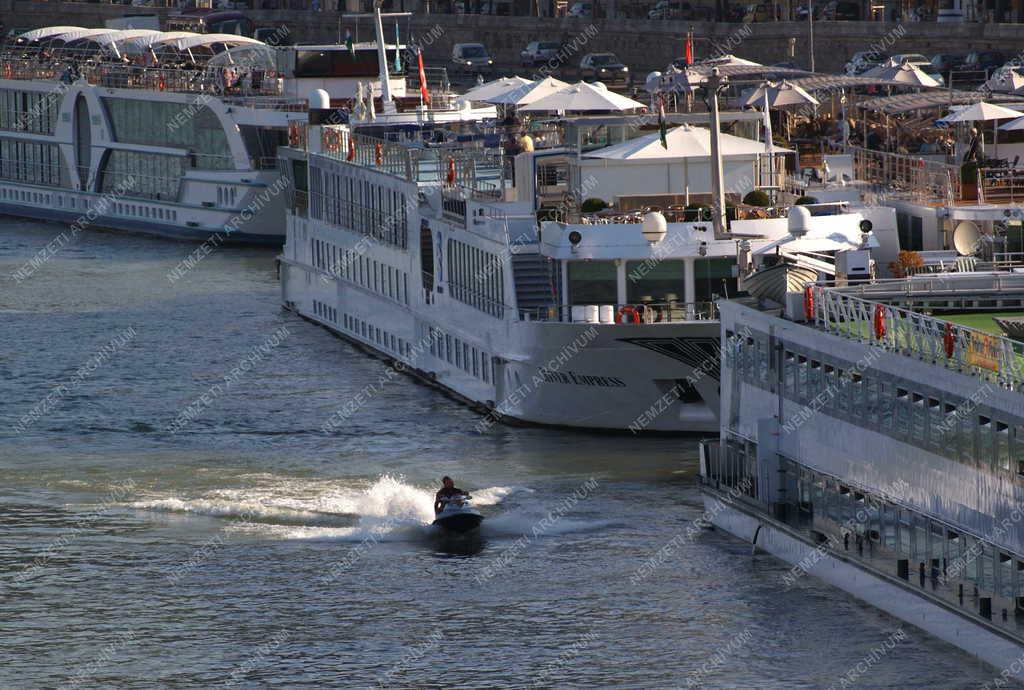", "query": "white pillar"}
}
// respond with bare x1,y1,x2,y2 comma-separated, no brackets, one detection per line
616,260,628,305
684,257,696,319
